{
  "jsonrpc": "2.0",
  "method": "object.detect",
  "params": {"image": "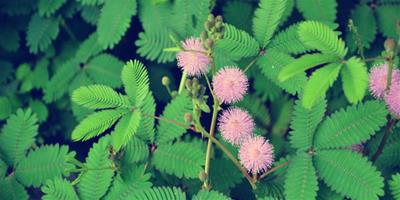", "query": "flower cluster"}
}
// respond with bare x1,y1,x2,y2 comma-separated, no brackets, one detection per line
369,63,400,117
